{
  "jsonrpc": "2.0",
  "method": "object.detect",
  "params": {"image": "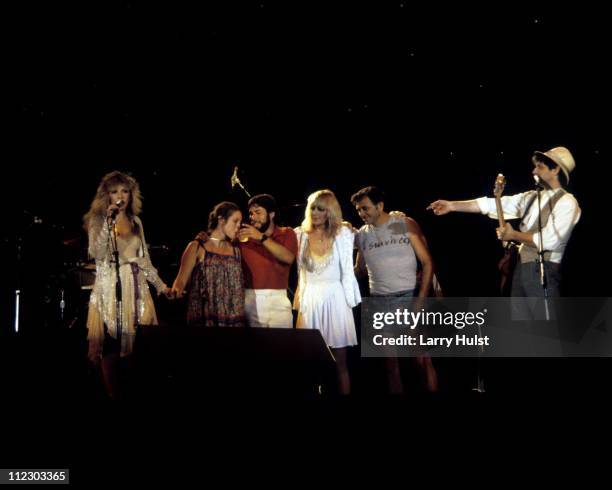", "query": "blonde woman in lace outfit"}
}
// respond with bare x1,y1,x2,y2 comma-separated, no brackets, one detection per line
84,171,171,398
294,190,361,394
